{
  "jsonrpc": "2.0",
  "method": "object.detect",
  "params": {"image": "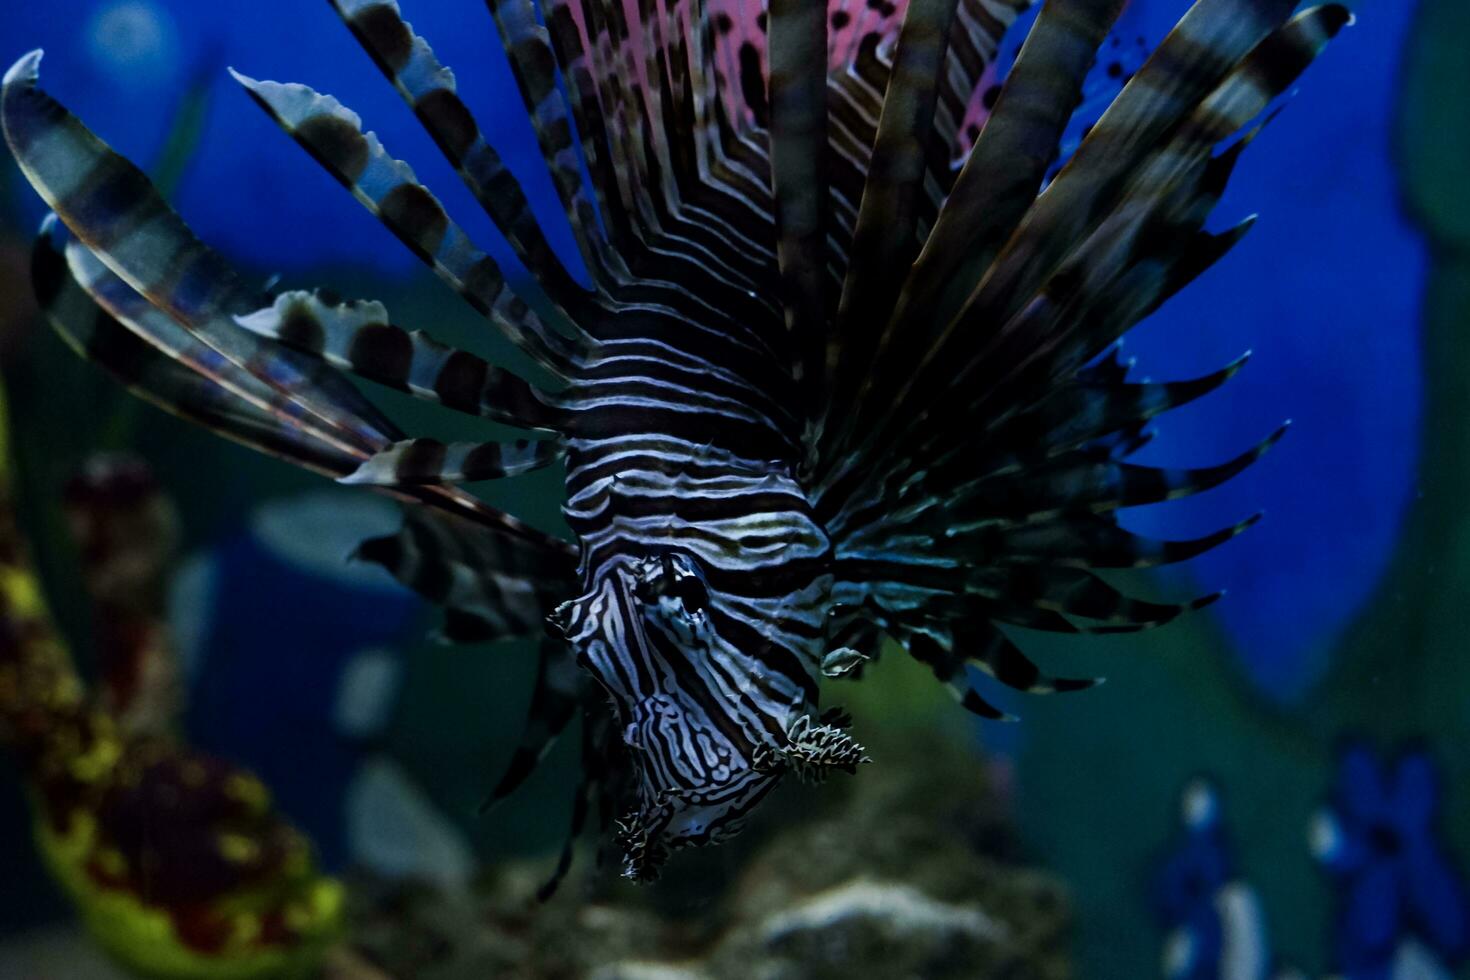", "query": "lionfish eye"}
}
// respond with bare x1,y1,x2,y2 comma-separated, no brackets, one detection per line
633,552,709,613
667,567,709,612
